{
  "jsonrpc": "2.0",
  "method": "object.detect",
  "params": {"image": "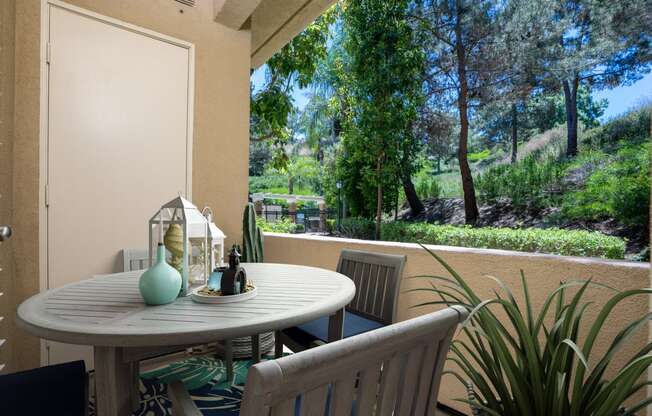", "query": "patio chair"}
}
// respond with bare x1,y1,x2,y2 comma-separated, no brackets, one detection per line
0,360,88,416
279,249,407,353
168,306,467,416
